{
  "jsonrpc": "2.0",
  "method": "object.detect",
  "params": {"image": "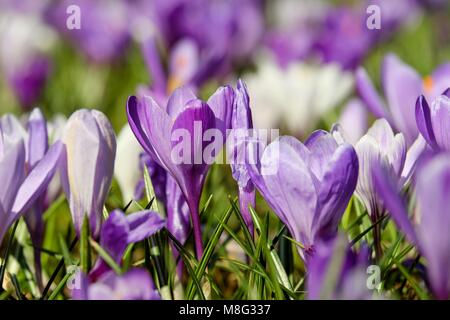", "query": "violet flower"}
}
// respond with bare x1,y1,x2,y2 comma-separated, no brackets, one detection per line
61,109,116,237
73,268,160,300
229,80,255,236
307,235,373,300
127,86,234,258
45,0,130,63
0,113,63,244
247,132,358,260
89,209,165,280
356,53,450,145
416,89,450,151
373,153,450,299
